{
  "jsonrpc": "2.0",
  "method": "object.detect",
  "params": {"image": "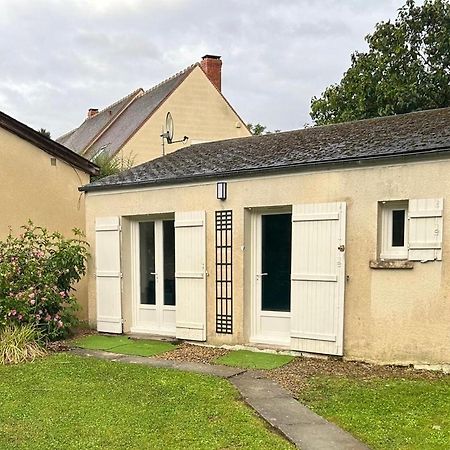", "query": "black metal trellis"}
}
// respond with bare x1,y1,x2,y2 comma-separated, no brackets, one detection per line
215,210,233,334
